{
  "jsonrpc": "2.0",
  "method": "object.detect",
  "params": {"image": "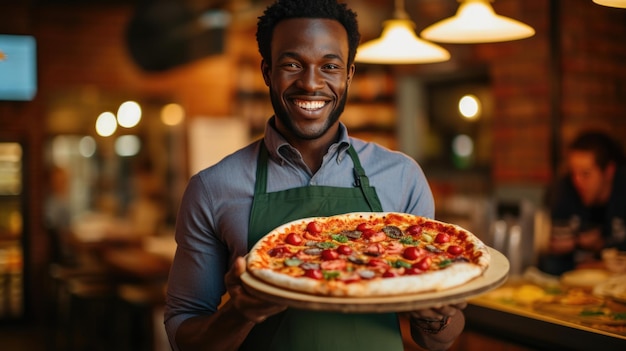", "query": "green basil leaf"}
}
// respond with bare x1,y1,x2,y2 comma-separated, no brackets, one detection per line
438,259,452,268
394,260,412,269
317,242,337,249
323,271,340,280
400,236,419,245
331,234,349,243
